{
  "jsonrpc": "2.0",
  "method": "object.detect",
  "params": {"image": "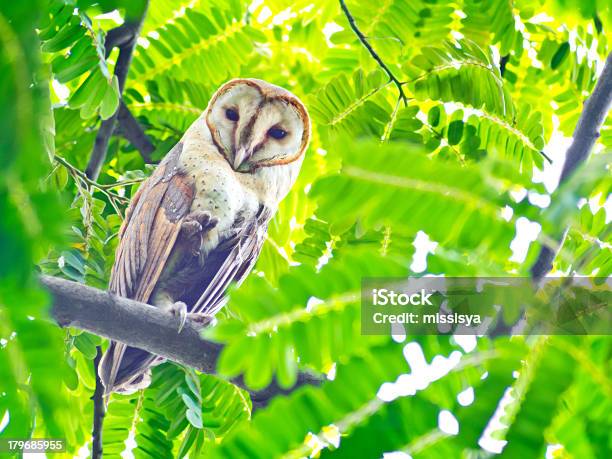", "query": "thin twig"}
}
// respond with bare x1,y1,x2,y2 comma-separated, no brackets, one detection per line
381,96,402,142
98,178,147,190
91,348,105,459
54,155,138,218
339,0,408,106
